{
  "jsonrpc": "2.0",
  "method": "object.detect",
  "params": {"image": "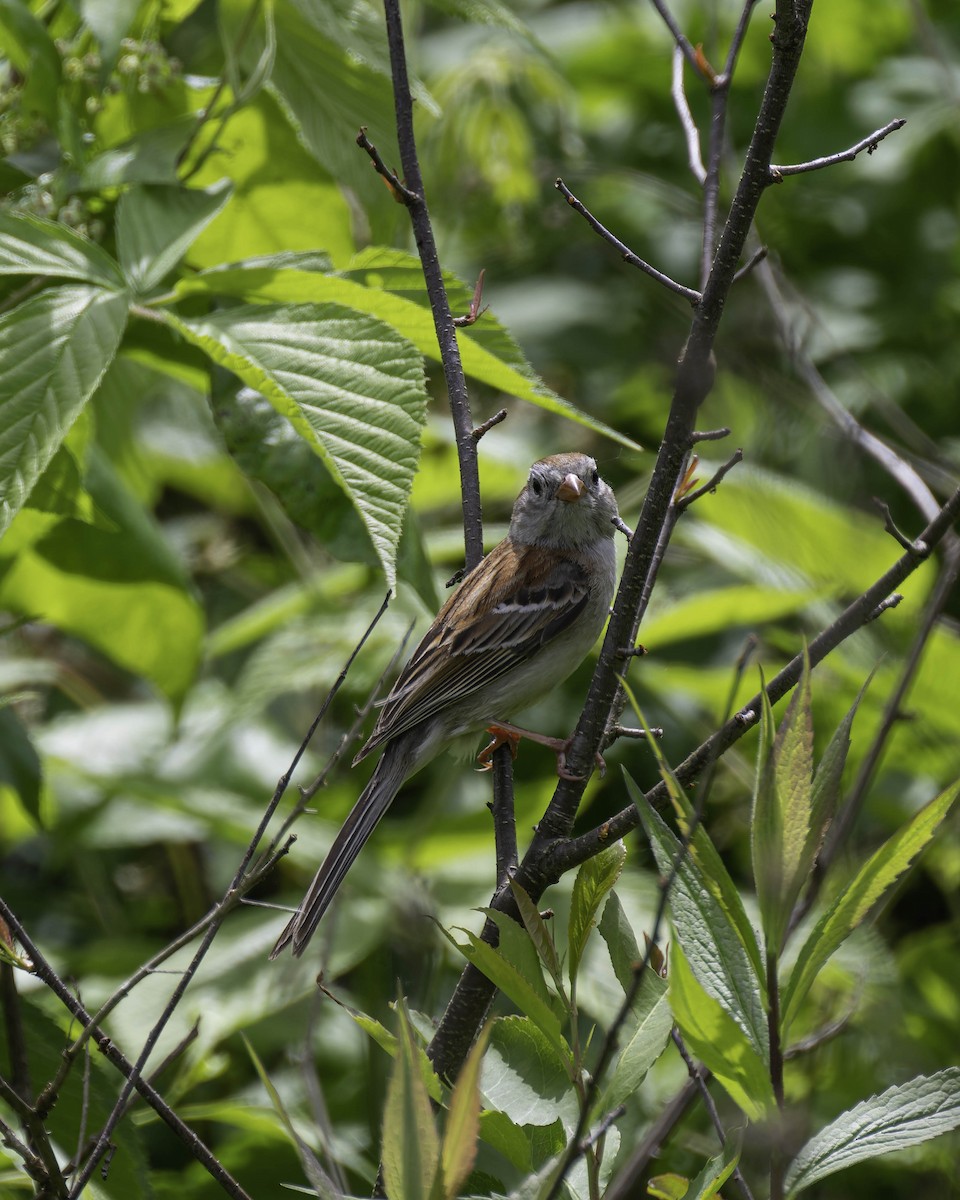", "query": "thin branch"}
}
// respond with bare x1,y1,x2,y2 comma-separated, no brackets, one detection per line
604,1076,700,1200
355,127,419,205
381,0,484,570
875,497,924,553
472,409,508,442
490,742,519,893
0,903,253,1200
671,45,706,185
649,0,708,79
733,245,768,283
770,117,907,179
555,178,701,303
676,448,743,510
691,426,731,442
671,1029,756,1200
